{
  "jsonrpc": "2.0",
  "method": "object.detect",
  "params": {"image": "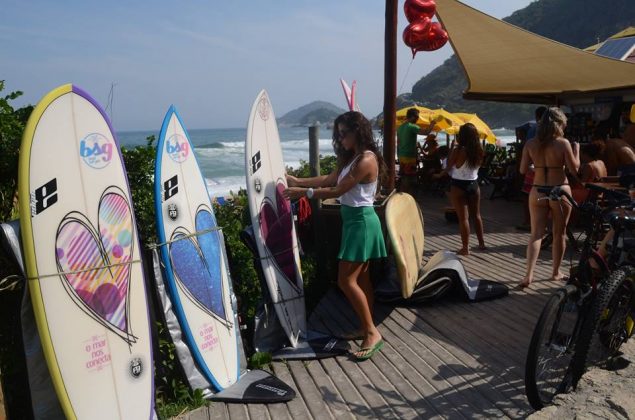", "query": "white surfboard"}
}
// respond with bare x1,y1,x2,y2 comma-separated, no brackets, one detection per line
154,106,239,390
245,90,306,347
18,85,153,419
